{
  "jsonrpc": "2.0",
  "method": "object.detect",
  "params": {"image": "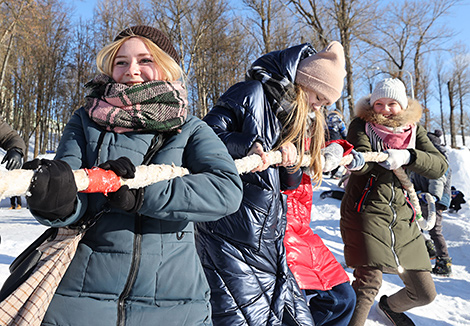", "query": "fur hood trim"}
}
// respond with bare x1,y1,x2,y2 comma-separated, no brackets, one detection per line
354,95,422,128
